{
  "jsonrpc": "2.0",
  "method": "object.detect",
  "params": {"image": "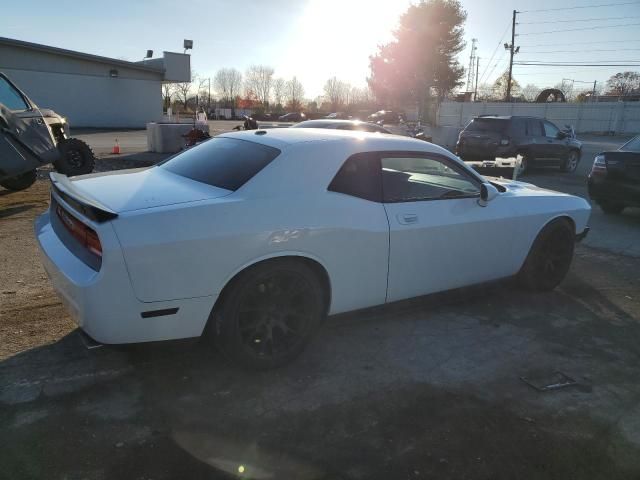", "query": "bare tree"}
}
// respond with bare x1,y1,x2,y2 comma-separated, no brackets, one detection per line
606,71,640,96
173,69,195,110
245,65,274,107
214,68,243,107
195,75,210,108
522,84,541,102
324,76,348,109
286,76,305,111
272,78,286,108
162,83,175,111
